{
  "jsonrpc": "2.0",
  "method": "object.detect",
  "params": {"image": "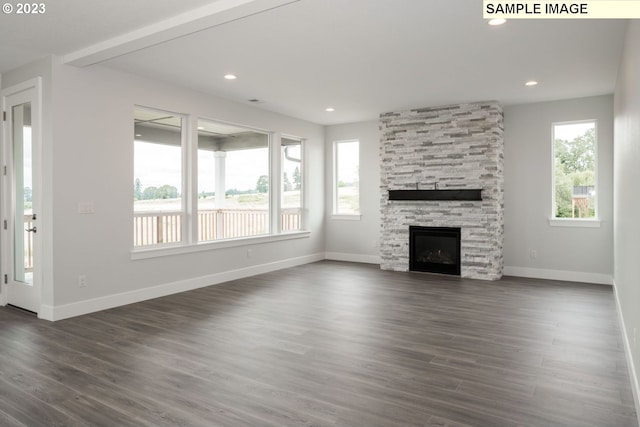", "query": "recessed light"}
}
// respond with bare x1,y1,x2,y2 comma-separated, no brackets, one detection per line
488,18,507,26
325,107,335,112
135,133,142,137
224,74,237,80
197,126,205,130
525,80,539,86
